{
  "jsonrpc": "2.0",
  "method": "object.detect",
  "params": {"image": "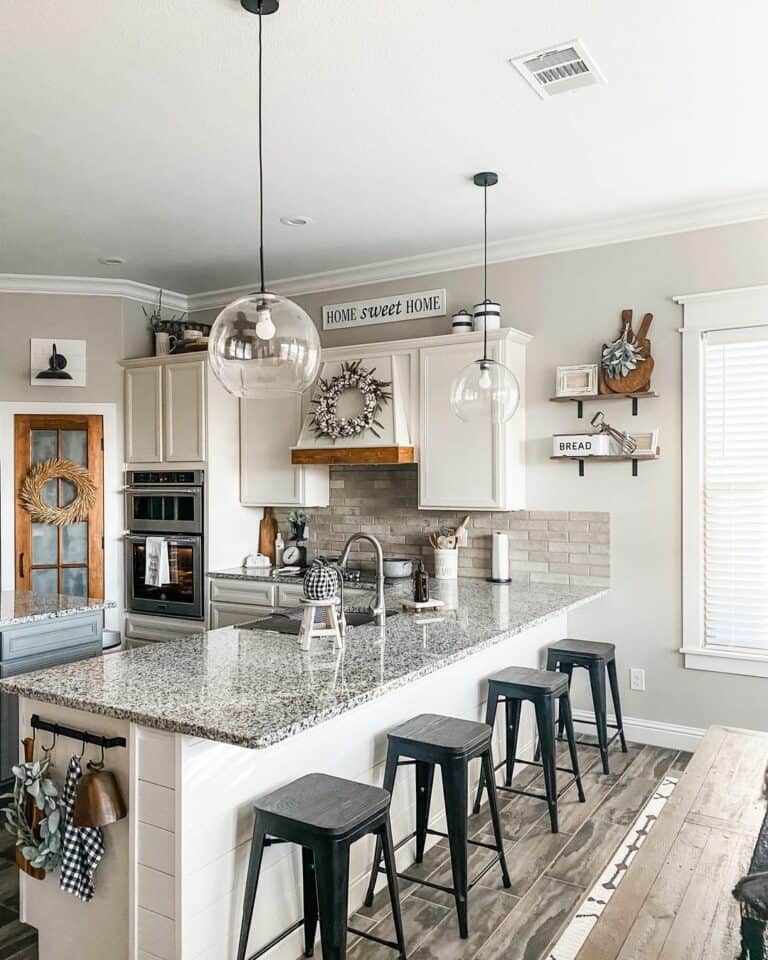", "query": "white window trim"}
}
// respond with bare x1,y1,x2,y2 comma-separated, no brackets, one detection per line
676,283,768,677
